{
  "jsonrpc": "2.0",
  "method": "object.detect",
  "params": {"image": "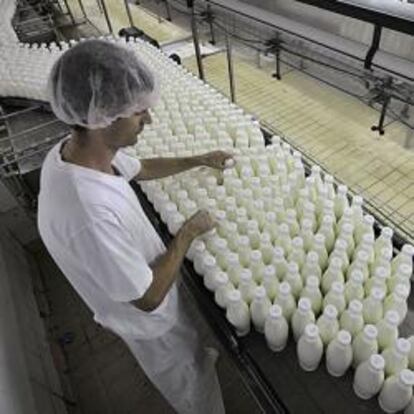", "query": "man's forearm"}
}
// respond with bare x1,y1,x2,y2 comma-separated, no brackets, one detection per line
136,155,206,181
132,228,192,311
